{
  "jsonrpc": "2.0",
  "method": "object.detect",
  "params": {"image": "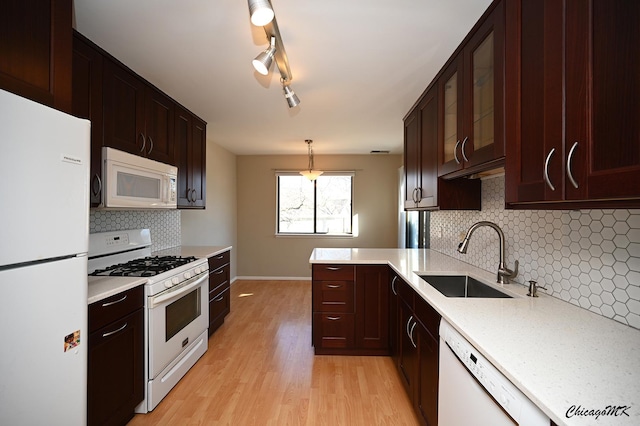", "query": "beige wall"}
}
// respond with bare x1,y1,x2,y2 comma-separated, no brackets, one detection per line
181,141,238,279
237,154,402,278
